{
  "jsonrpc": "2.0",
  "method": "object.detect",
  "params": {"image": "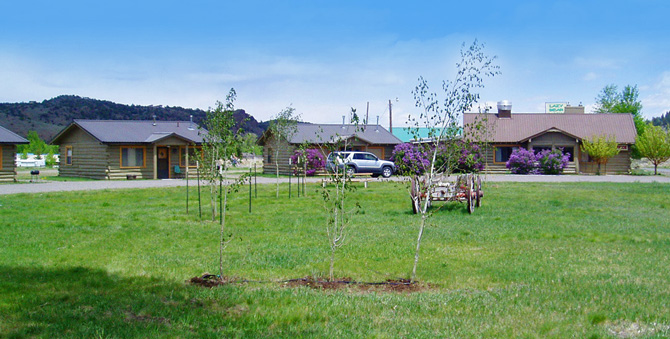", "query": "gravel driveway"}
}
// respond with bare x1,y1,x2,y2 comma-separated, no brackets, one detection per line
1,173,669,196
